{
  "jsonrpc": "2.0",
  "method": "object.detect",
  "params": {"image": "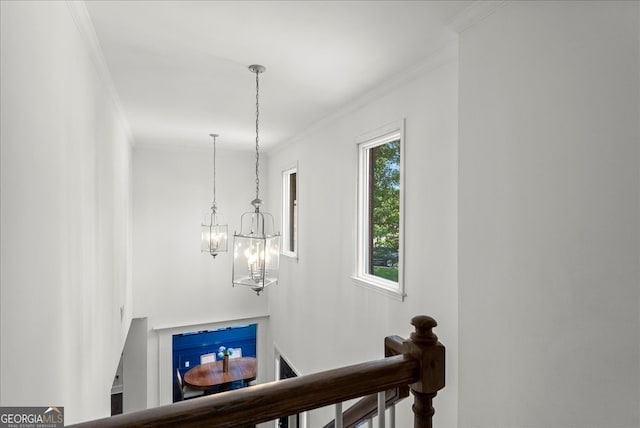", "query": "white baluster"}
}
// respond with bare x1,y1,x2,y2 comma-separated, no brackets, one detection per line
368,419,373,428
389,404,395,428
335,402,343,428
377,391,385,428
288,414,298,428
